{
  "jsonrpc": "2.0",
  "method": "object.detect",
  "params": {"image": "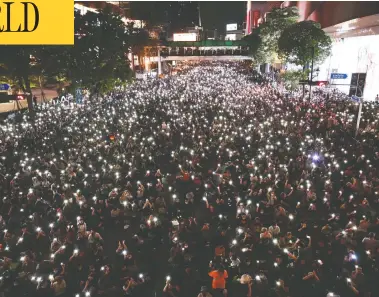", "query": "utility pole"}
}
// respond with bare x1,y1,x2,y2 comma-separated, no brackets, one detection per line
198,2,202,28
354,73,360,96
354,65,368,137
355,98,362,137
158,48,162,76
309,46,315,100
